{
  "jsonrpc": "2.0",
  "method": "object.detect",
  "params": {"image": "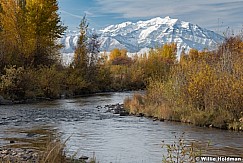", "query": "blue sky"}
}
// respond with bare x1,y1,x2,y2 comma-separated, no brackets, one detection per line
58,0,243,34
